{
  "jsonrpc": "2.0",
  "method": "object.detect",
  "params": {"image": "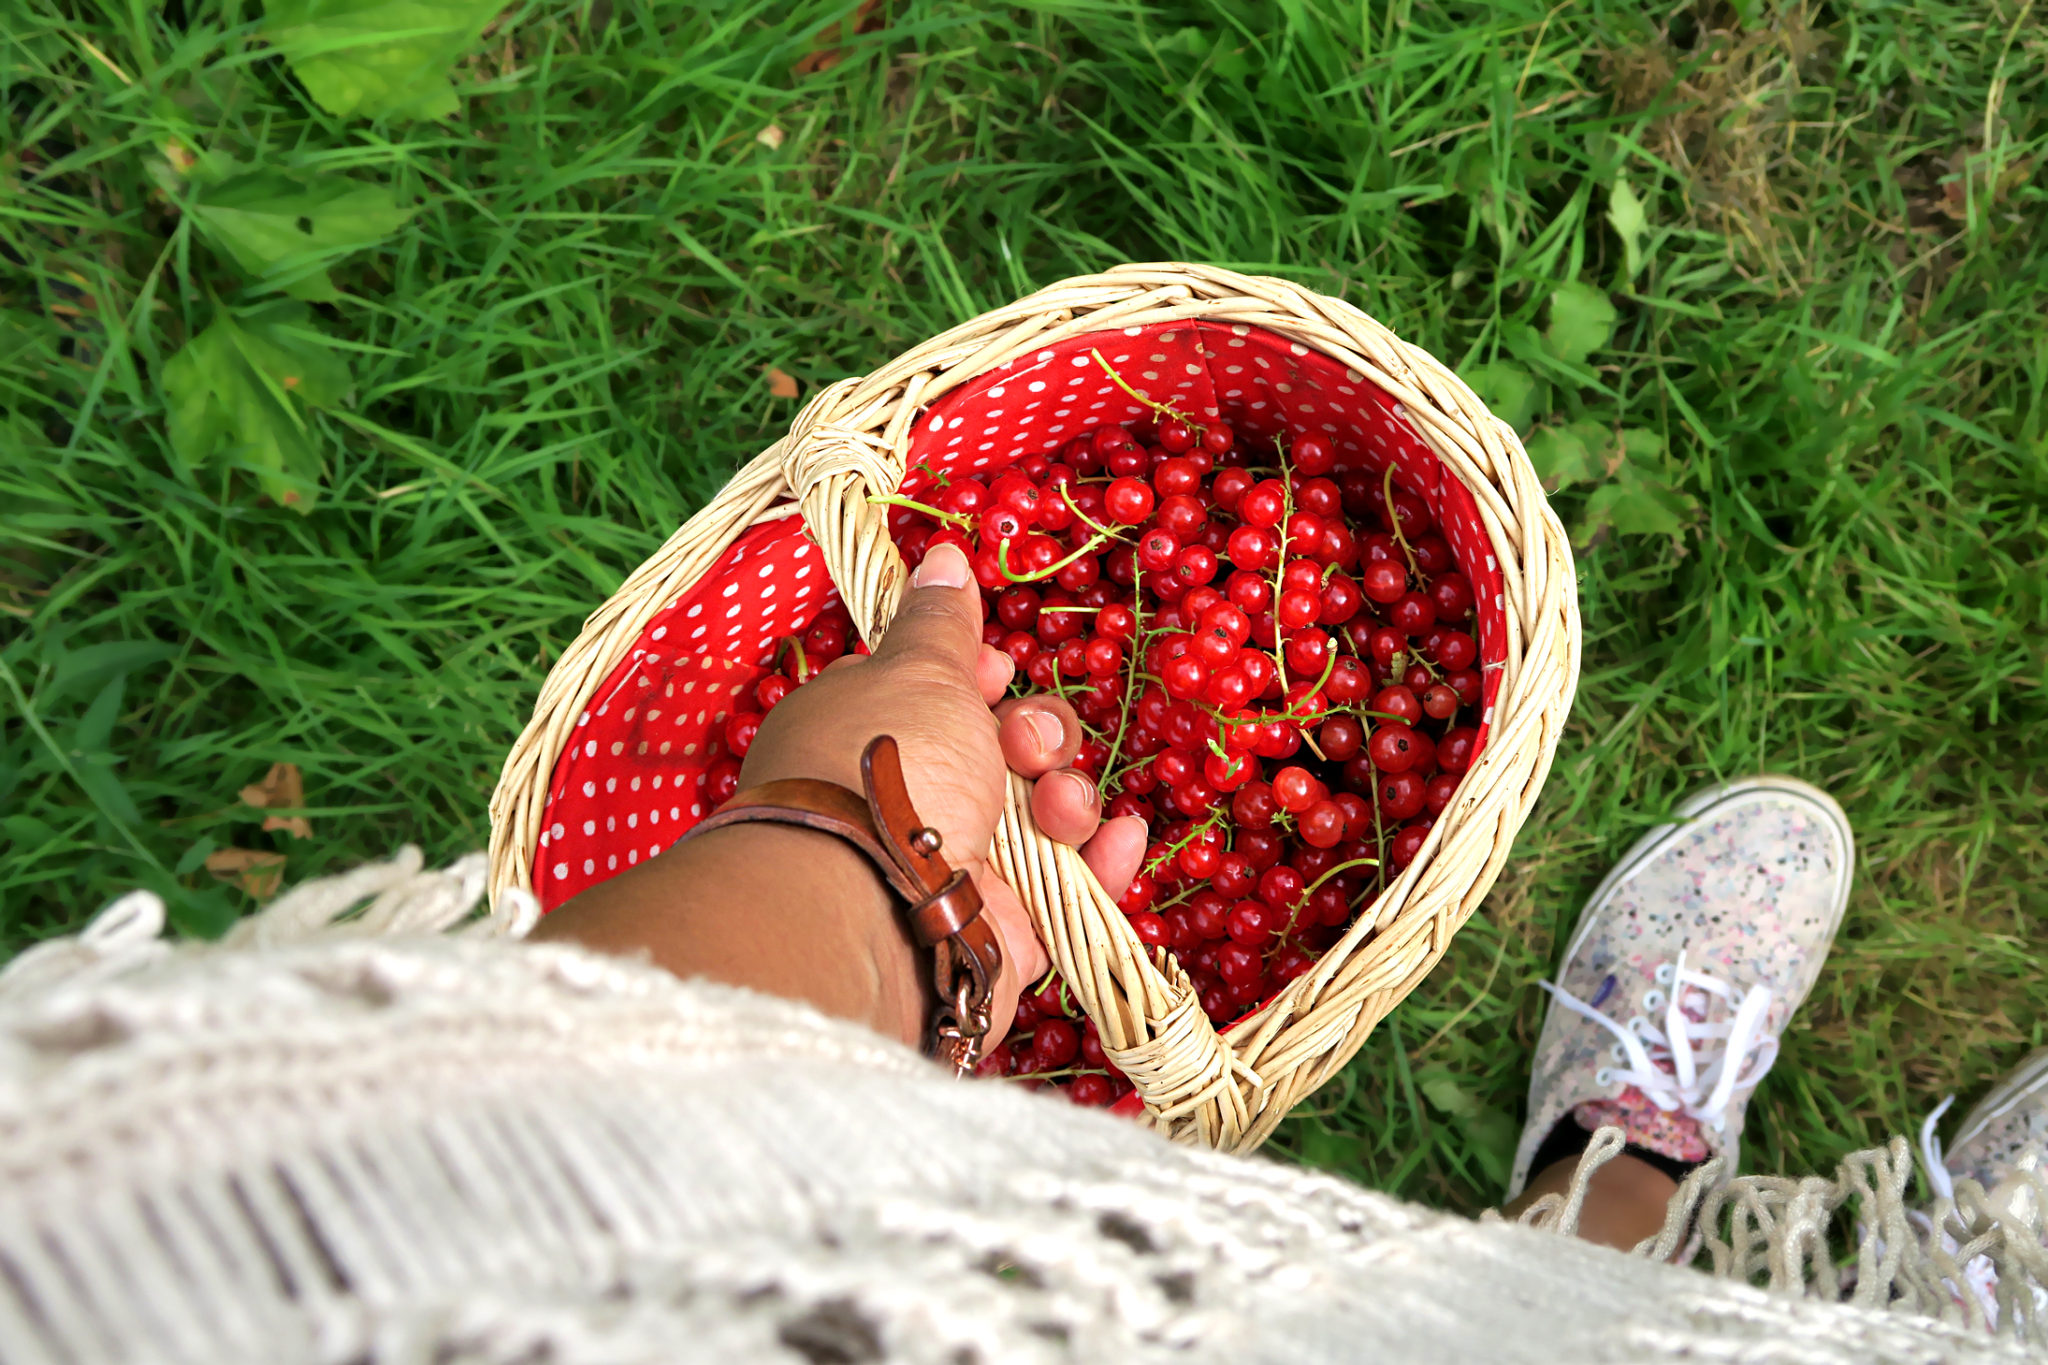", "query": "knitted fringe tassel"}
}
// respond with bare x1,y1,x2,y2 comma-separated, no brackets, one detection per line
8,855,2044,1348
0,848,536,1001
1513,1126,2048,1347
